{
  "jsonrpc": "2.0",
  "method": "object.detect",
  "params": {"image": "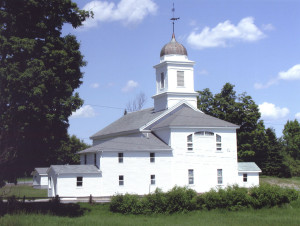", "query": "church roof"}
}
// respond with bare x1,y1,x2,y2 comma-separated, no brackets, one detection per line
160,33,187,57
49,165,100,175
149,105,239,129
79,133,171,154
90,108,166,139
238,162,261,172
